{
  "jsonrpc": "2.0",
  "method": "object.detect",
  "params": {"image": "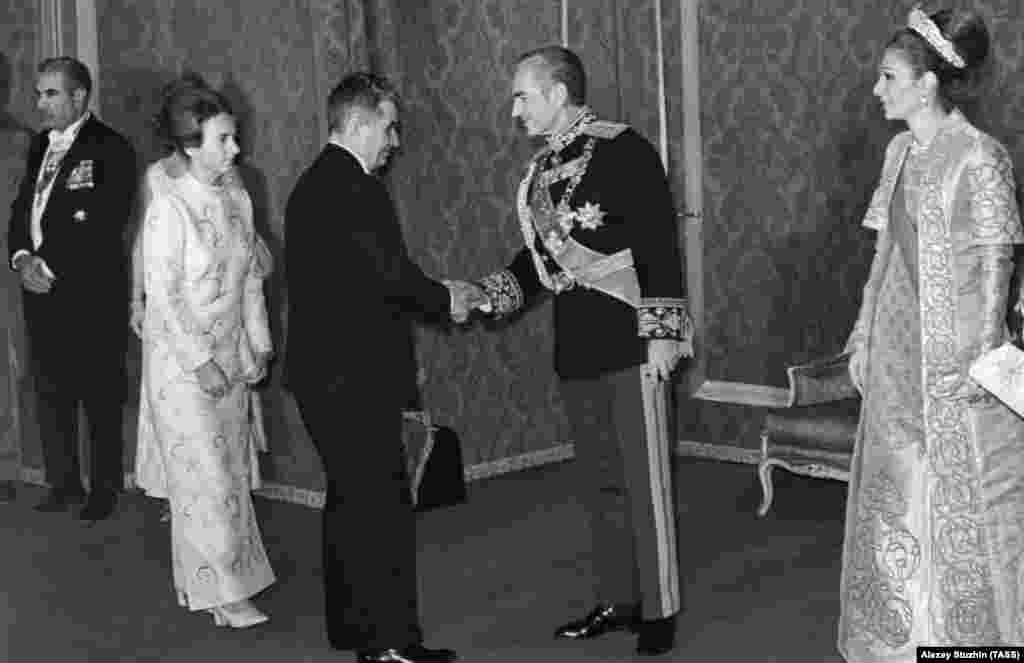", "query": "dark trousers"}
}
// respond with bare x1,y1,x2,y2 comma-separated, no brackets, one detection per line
23,291,124,499
36,386,123,498
561,365,682,620
294,384,423,651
